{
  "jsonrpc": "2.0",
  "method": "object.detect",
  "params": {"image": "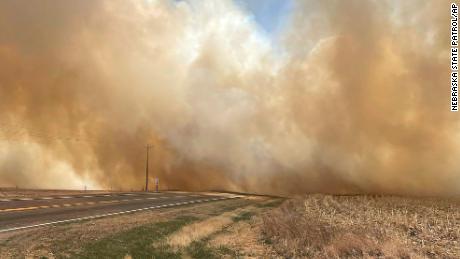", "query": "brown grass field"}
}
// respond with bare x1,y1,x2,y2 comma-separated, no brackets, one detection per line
262,195,460,258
